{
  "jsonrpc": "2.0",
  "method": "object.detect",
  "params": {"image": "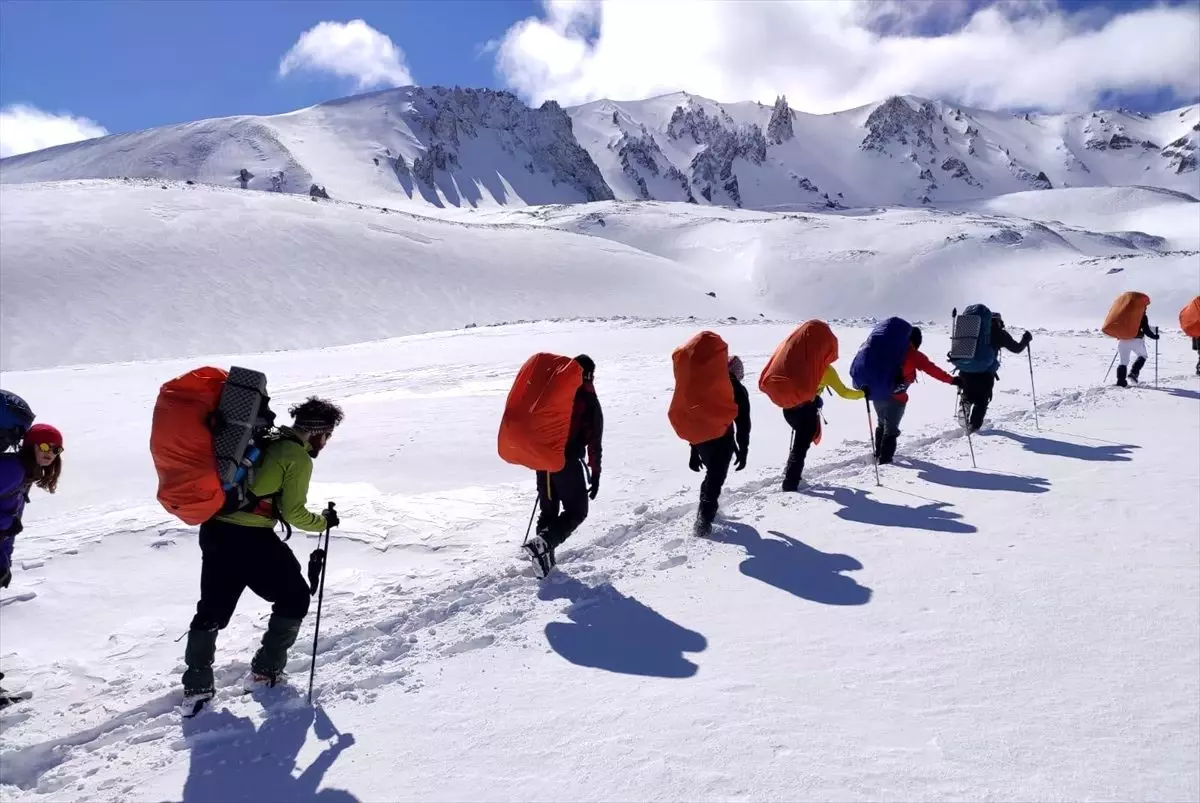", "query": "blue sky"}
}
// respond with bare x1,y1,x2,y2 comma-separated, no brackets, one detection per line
1,0,1197,156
